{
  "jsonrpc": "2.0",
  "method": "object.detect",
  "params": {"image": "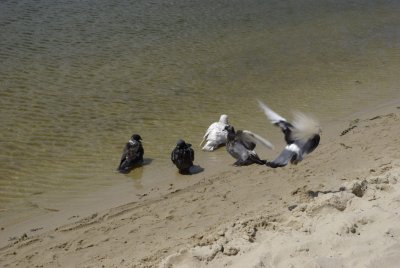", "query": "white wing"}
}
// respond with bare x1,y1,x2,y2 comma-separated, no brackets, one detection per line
242,130,274,150
199,123,213,146
257,100,287,124
291,112,321,141
199,132,208,147
200,122,226,146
